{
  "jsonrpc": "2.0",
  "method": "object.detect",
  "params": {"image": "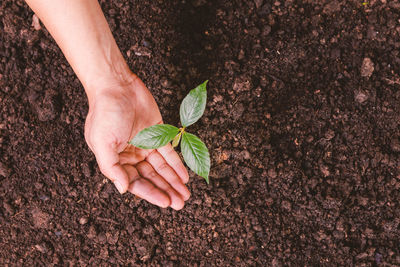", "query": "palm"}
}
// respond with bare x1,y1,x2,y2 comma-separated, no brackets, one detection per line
85,75,190,210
